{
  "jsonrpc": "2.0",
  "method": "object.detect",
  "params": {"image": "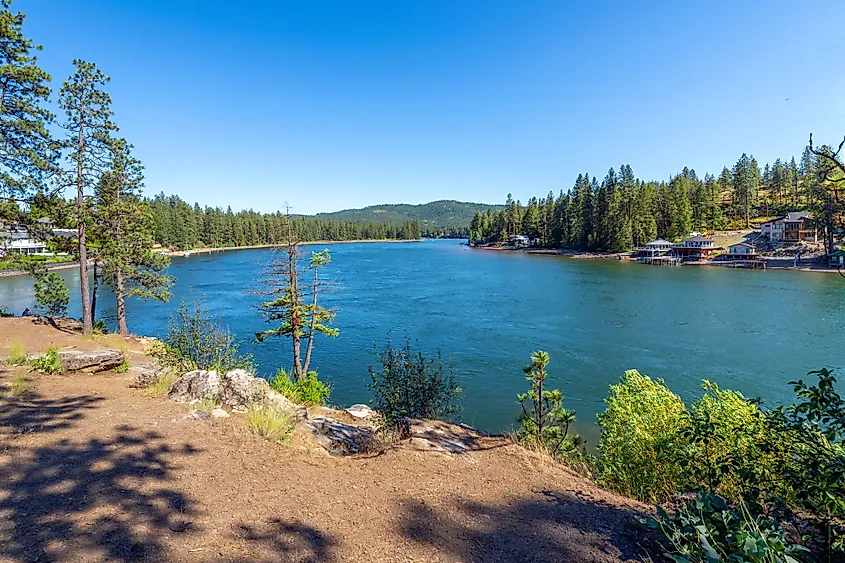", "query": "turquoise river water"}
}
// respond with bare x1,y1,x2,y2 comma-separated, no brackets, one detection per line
1,239,843,444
